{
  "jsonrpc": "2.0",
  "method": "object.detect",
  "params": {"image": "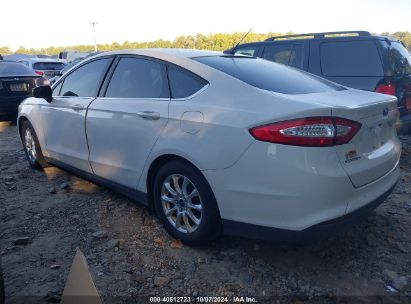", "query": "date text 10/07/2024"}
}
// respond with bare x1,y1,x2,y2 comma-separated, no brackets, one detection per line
149,296,258,303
